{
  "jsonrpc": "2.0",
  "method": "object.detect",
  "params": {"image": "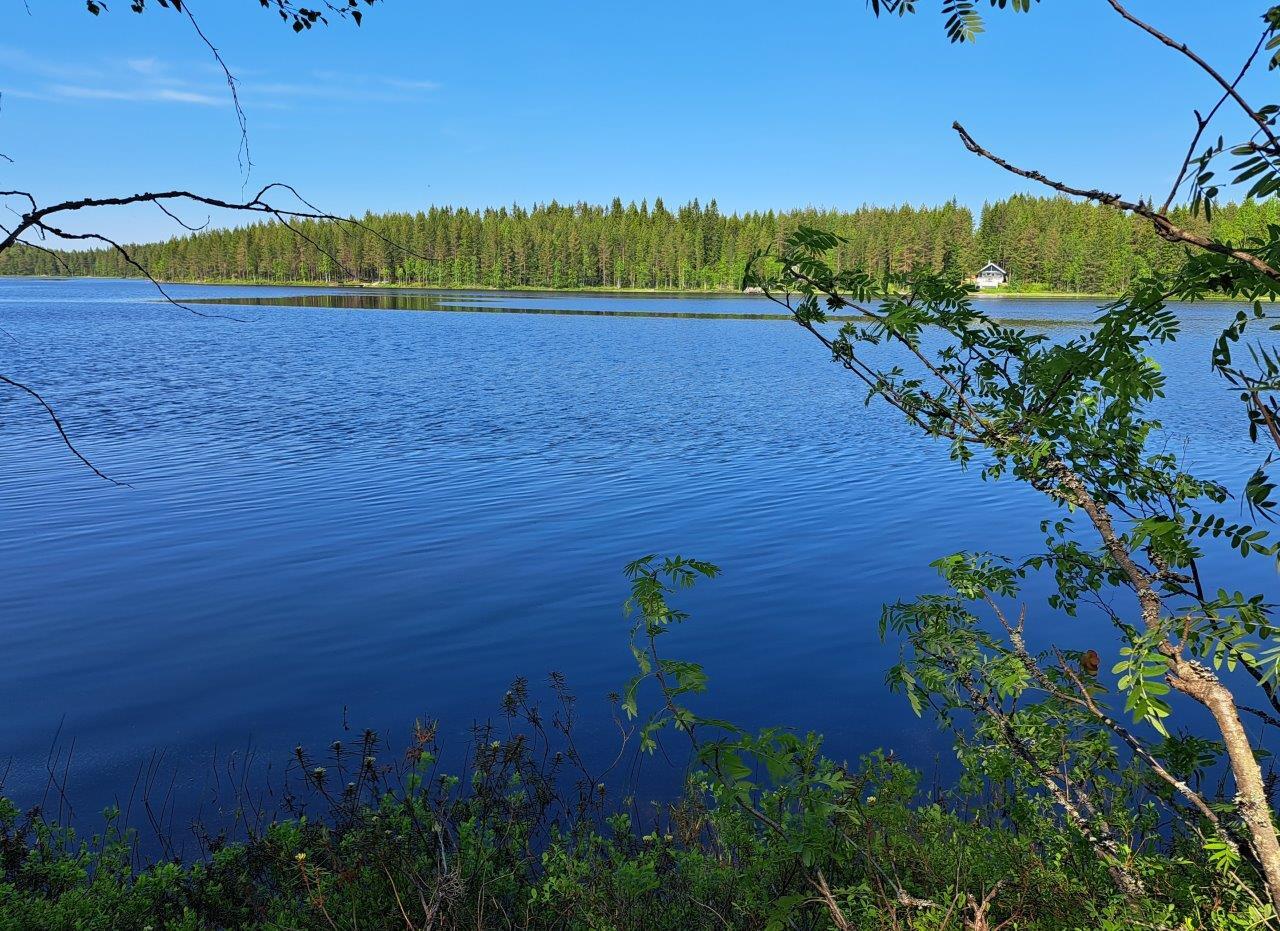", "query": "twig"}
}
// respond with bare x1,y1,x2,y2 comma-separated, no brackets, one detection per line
813,869,853,931
952,121,1280,282
181,1,252,175
1161,30,1268,212
36,223,246,322
1105,0,1280,155
0,373,126,485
